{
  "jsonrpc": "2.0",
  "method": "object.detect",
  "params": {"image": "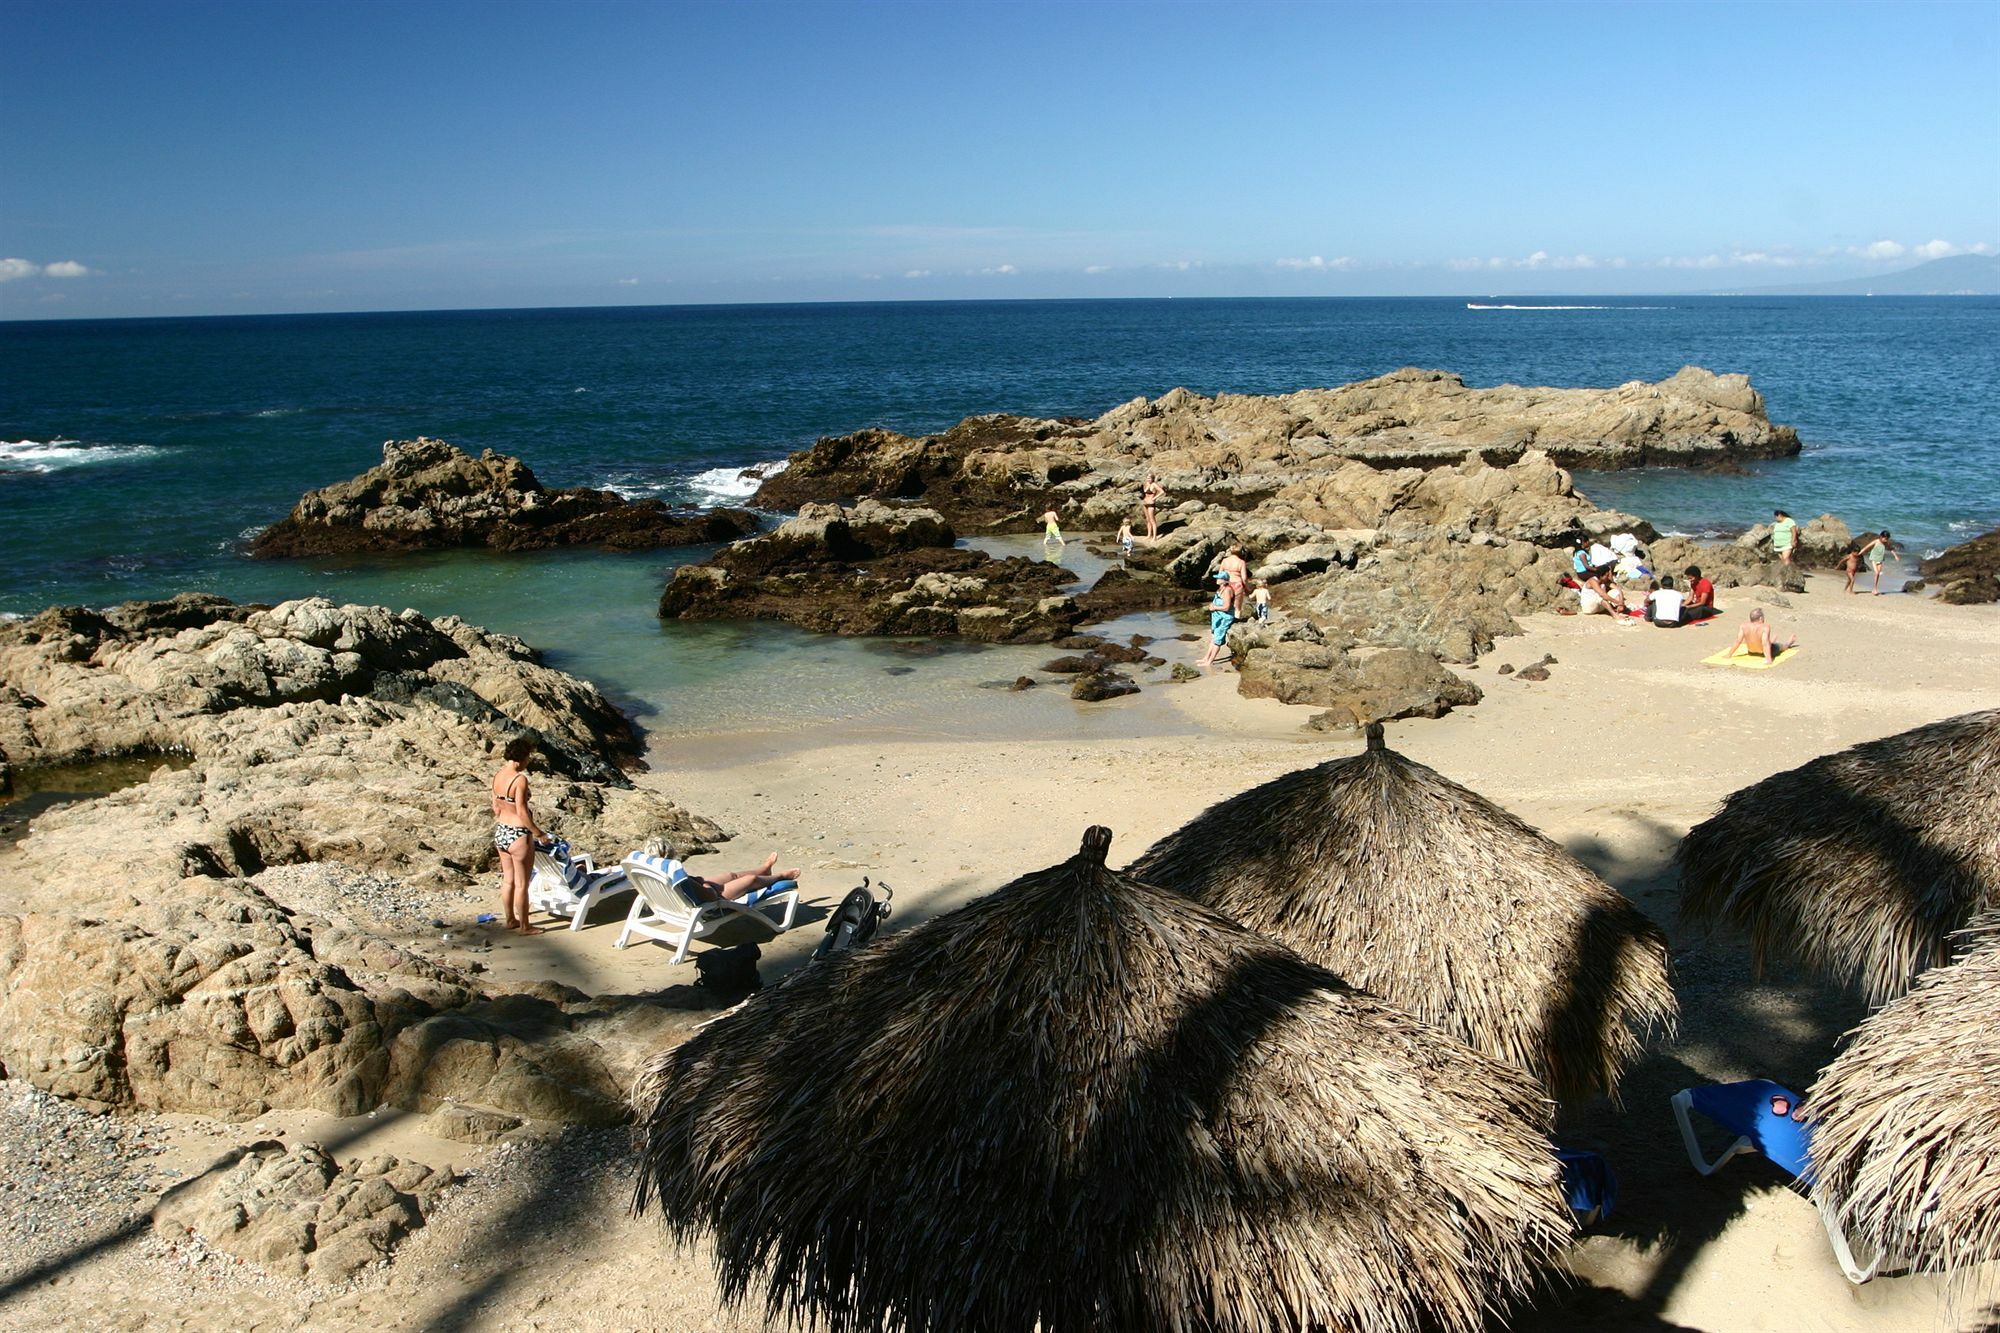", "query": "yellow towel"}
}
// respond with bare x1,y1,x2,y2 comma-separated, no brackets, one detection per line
1701,645,1800,670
